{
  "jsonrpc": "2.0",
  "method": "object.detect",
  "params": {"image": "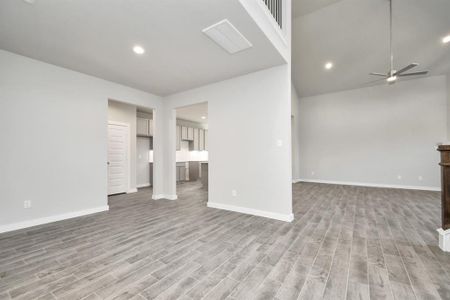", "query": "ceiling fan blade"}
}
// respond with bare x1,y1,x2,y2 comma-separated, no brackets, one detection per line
394,63,418,75
369,72,387,77
398,71,428,77
362,77,388,87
